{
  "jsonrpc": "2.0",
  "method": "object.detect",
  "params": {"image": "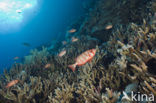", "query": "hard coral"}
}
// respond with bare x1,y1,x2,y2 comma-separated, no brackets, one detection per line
109,18,156,97
0,0,156,103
